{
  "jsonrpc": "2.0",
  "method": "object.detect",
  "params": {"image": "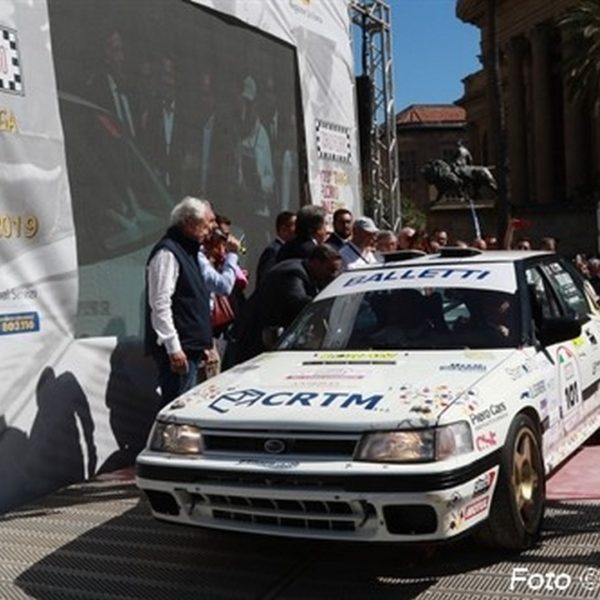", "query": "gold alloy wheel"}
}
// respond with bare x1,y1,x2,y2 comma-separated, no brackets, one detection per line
511,427,541,529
